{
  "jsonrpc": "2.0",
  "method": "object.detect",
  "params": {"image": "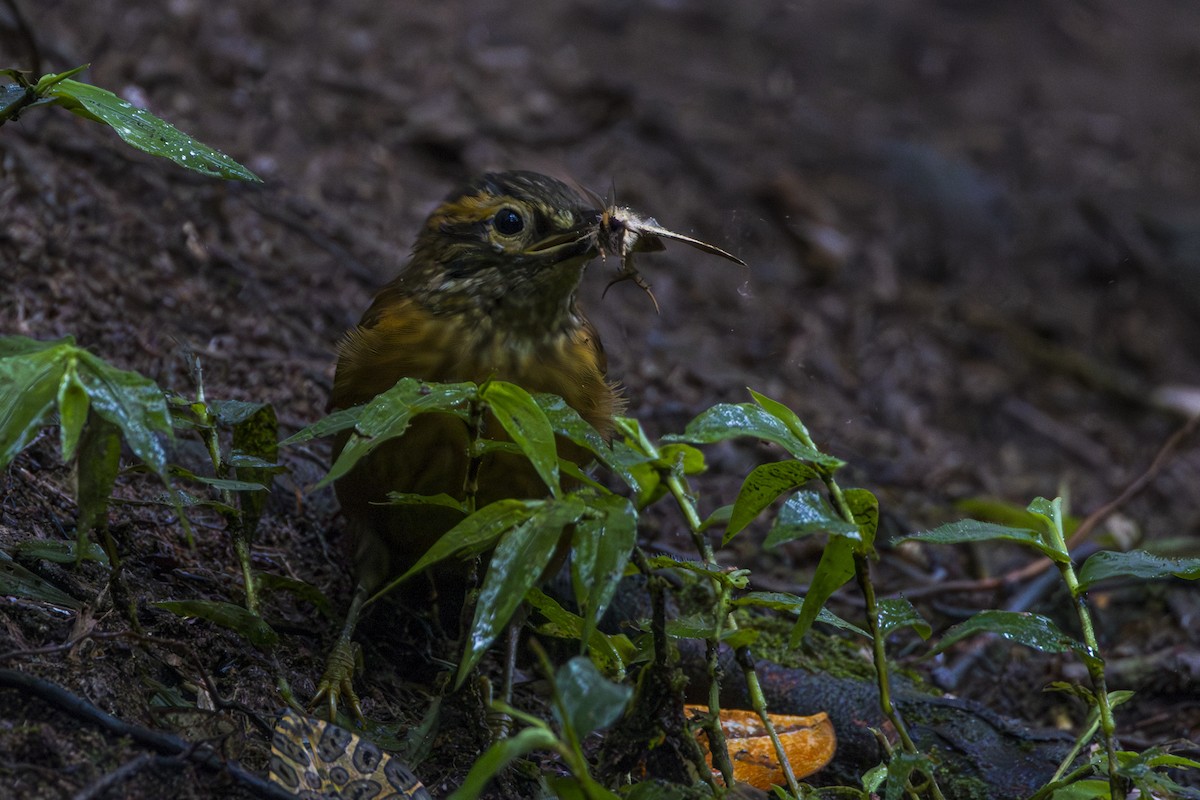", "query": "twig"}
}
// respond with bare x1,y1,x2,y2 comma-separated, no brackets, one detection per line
894,412,1200,603
0,668,294,800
